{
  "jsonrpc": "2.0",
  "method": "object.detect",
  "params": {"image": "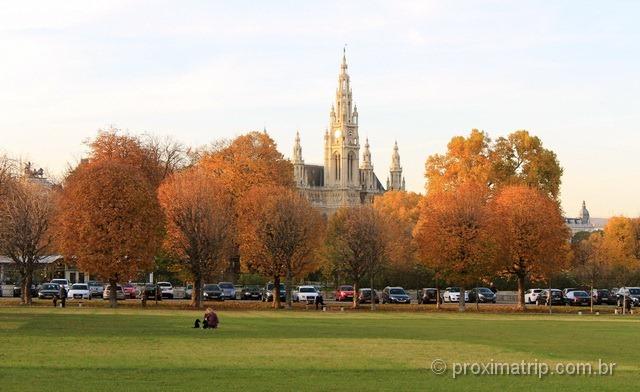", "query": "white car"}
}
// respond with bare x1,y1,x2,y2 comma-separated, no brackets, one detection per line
67,283,91,300
443,287,469,303
524,289,543,304
293,286,320,303
158,282,174,299
50,279,70,290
